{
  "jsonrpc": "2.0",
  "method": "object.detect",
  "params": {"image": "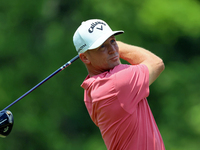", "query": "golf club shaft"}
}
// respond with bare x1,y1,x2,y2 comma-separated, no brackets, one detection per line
3,55,79,111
